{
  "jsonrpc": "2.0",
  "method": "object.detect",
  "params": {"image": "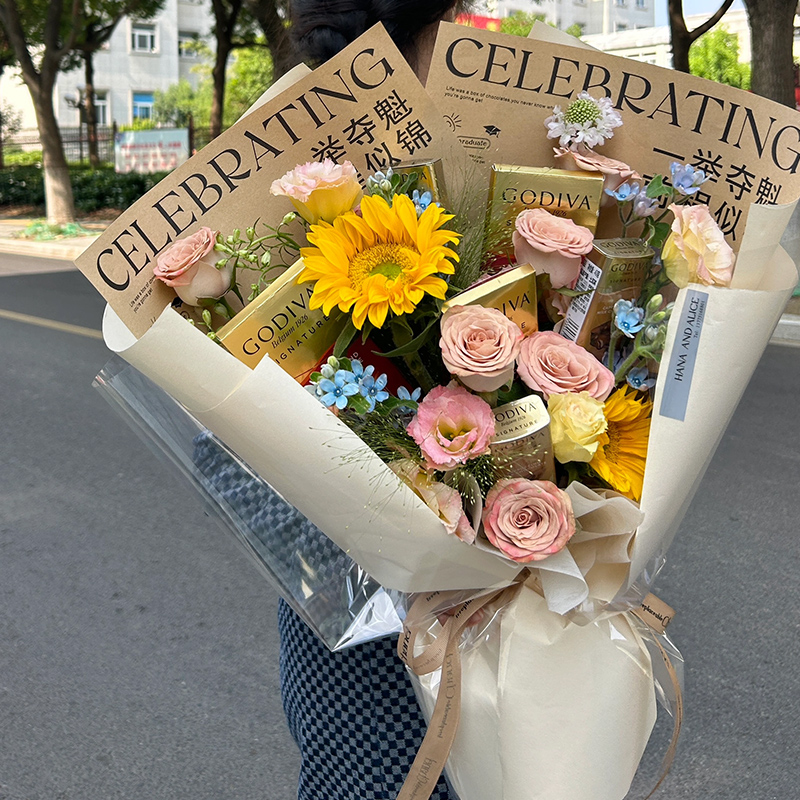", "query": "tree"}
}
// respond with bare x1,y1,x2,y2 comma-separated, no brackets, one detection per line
208,0,266,139
743,0,795,106
74,0,165,168
0,0,81,224
154,79,211,127
243,0,297,79
223,43,273,125
689,27,750,89
500,11,546,37
668,0,734,74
